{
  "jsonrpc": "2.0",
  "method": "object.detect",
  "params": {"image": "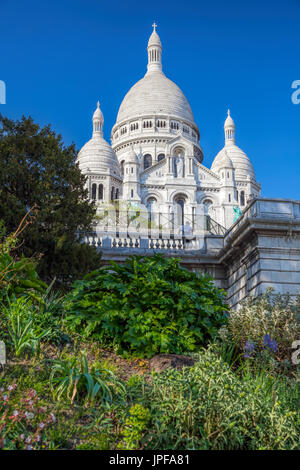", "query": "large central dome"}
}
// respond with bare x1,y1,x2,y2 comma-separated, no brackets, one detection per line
115,24,195,126
116,71,194,124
